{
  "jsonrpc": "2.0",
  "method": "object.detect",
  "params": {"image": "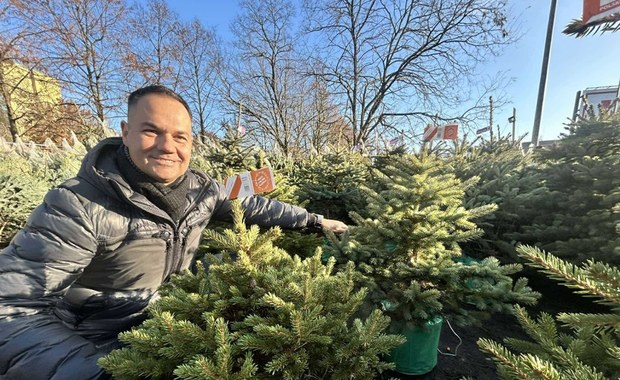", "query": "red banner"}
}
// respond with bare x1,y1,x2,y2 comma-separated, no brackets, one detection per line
583,0,620,24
